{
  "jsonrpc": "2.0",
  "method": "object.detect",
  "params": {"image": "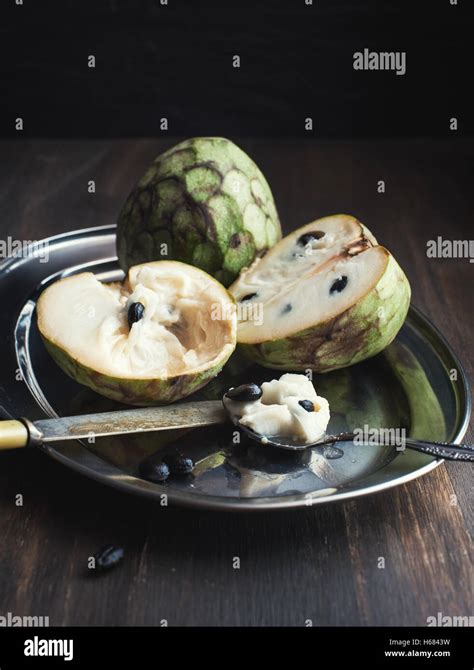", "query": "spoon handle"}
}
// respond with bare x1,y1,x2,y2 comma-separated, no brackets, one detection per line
329,433,474,462
403,439,474,462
